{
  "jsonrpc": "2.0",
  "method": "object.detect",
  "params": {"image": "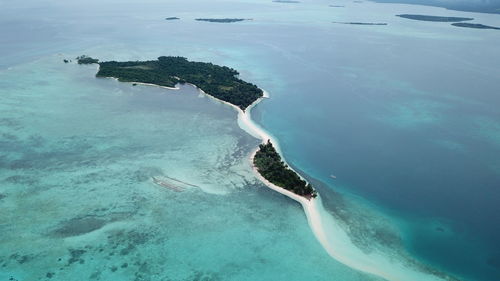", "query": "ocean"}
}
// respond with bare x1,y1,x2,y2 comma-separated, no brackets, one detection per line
1,0,499,280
